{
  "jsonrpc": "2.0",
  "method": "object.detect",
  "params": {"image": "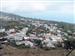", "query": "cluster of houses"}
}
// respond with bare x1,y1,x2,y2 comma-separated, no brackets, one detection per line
0,22,75,49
